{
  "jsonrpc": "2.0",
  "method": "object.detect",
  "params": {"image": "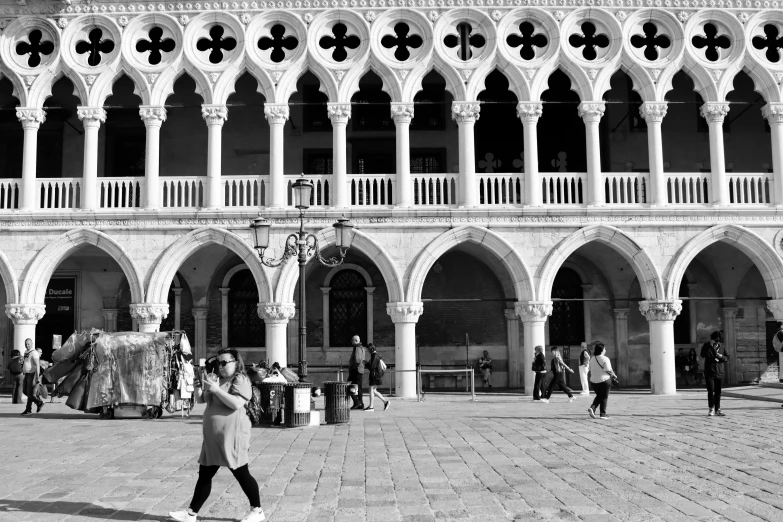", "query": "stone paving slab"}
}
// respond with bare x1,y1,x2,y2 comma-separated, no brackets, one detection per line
0,391,782,521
